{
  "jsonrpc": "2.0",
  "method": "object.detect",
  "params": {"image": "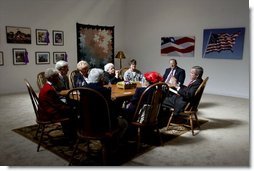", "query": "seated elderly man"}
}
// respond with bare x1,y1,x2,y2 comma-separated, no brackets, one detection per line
103,63,122,85
38,68,77,141
55,60,70,91
87,68,128,141
75,60,90,87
